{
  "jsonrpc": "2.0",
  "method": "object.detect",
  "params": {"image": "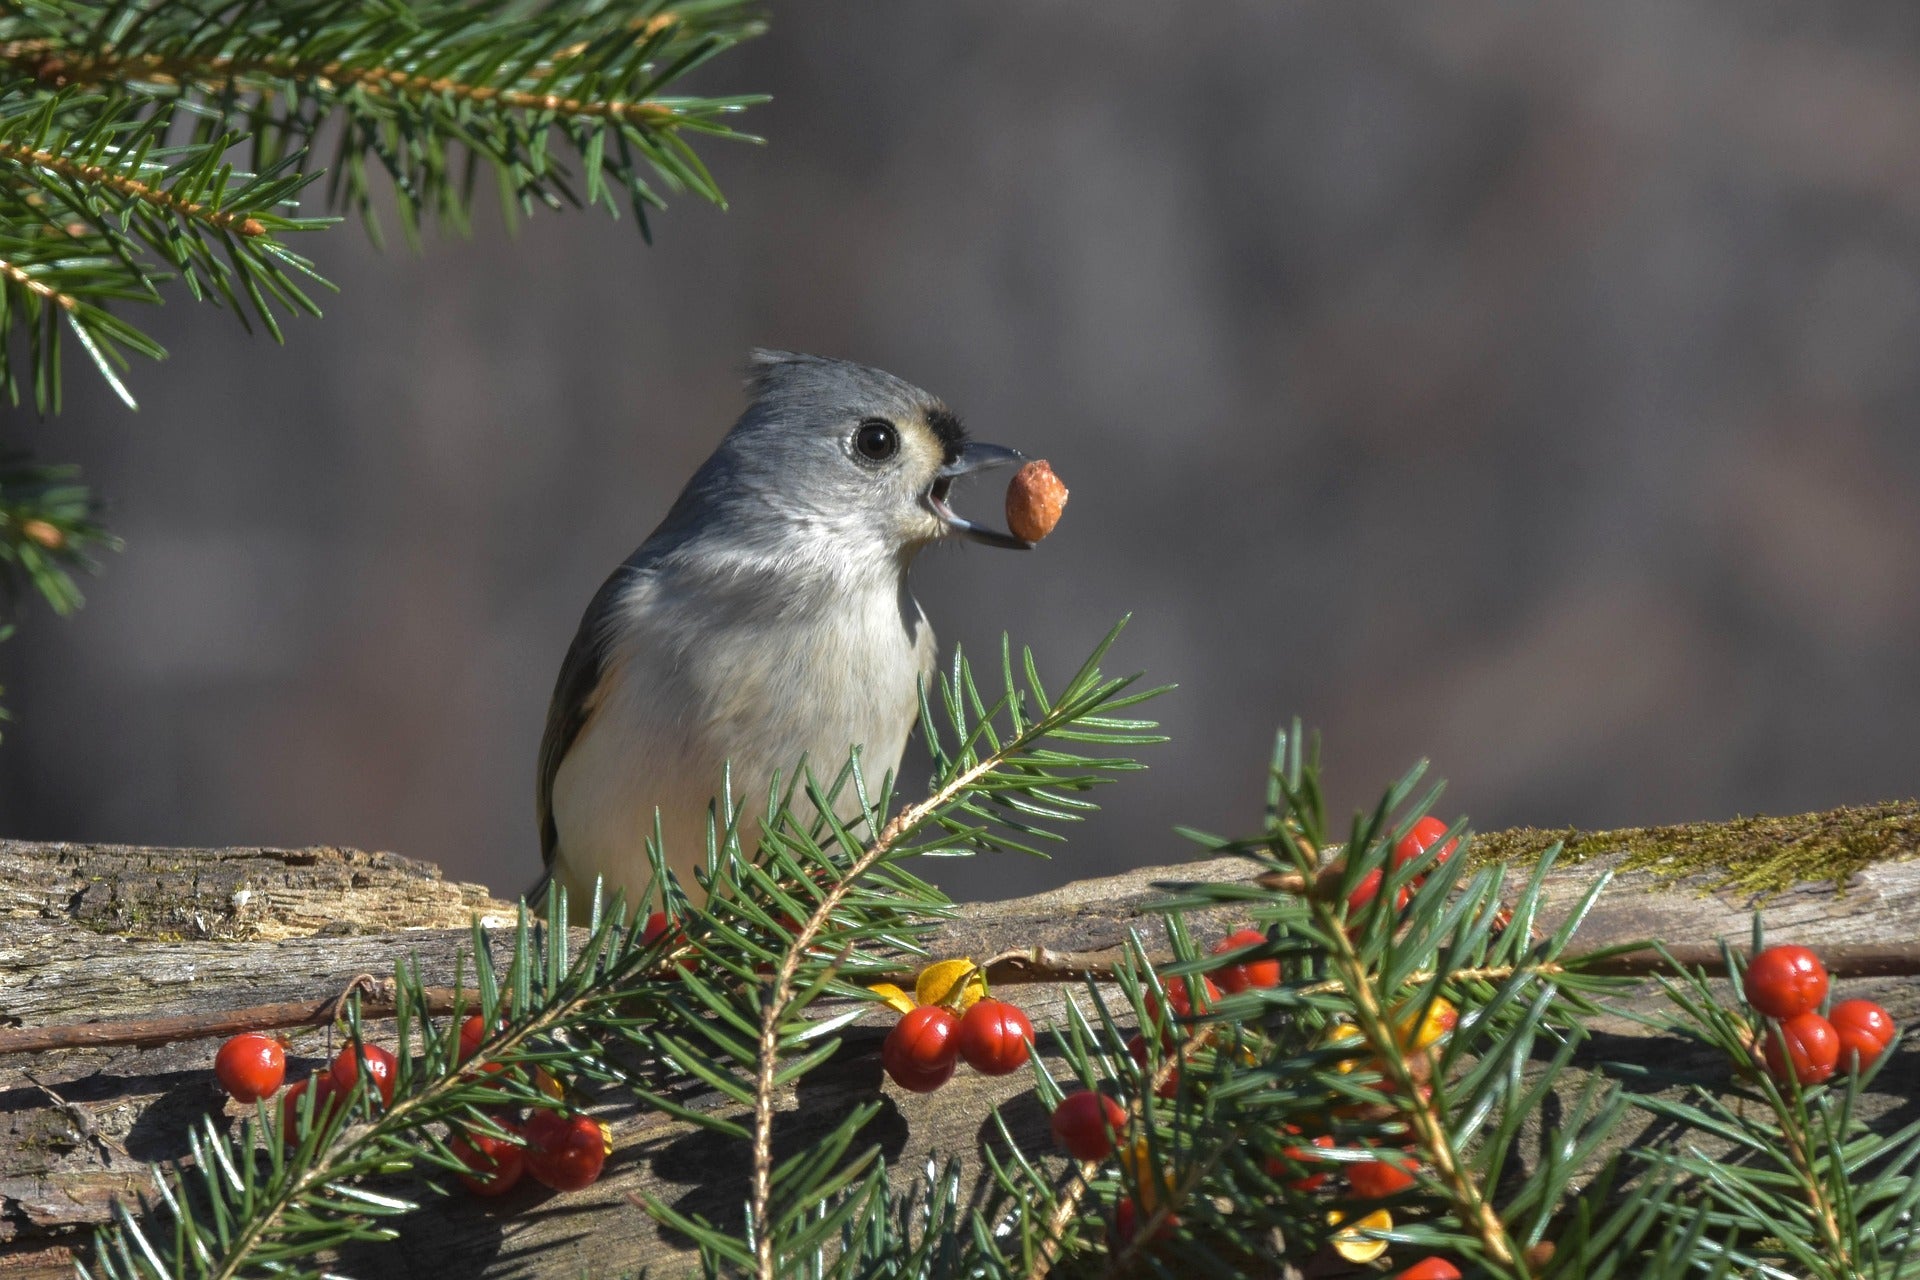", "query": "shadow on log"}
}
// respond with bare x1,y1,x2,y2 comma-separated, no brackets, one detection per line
2,803,1918,1276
